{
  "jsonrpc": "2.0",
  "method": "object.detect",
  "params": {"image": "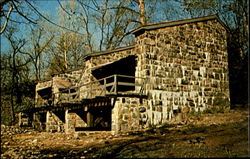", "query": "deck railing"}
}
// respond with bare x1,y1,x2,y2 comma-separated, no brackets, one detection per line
53,74,148,104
